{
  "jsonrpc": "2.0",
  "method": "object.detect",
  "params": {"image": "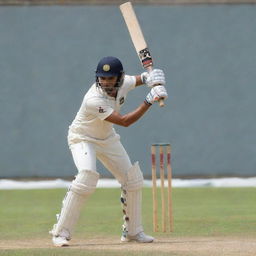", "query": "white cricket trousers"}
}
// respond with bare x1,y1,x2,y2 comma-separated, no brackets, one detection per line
69,136,144,236
69,138,132,184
